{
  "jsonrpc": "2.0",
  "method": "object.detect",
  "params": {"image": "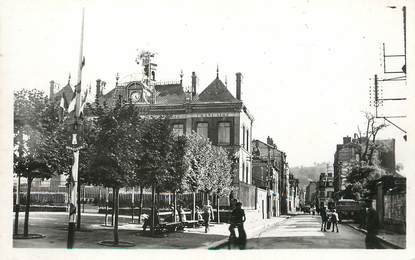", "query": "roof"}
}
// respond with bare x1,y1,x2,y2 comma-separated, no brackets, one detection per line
196,77,239,103
97,88,117,107
155,83,186,104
